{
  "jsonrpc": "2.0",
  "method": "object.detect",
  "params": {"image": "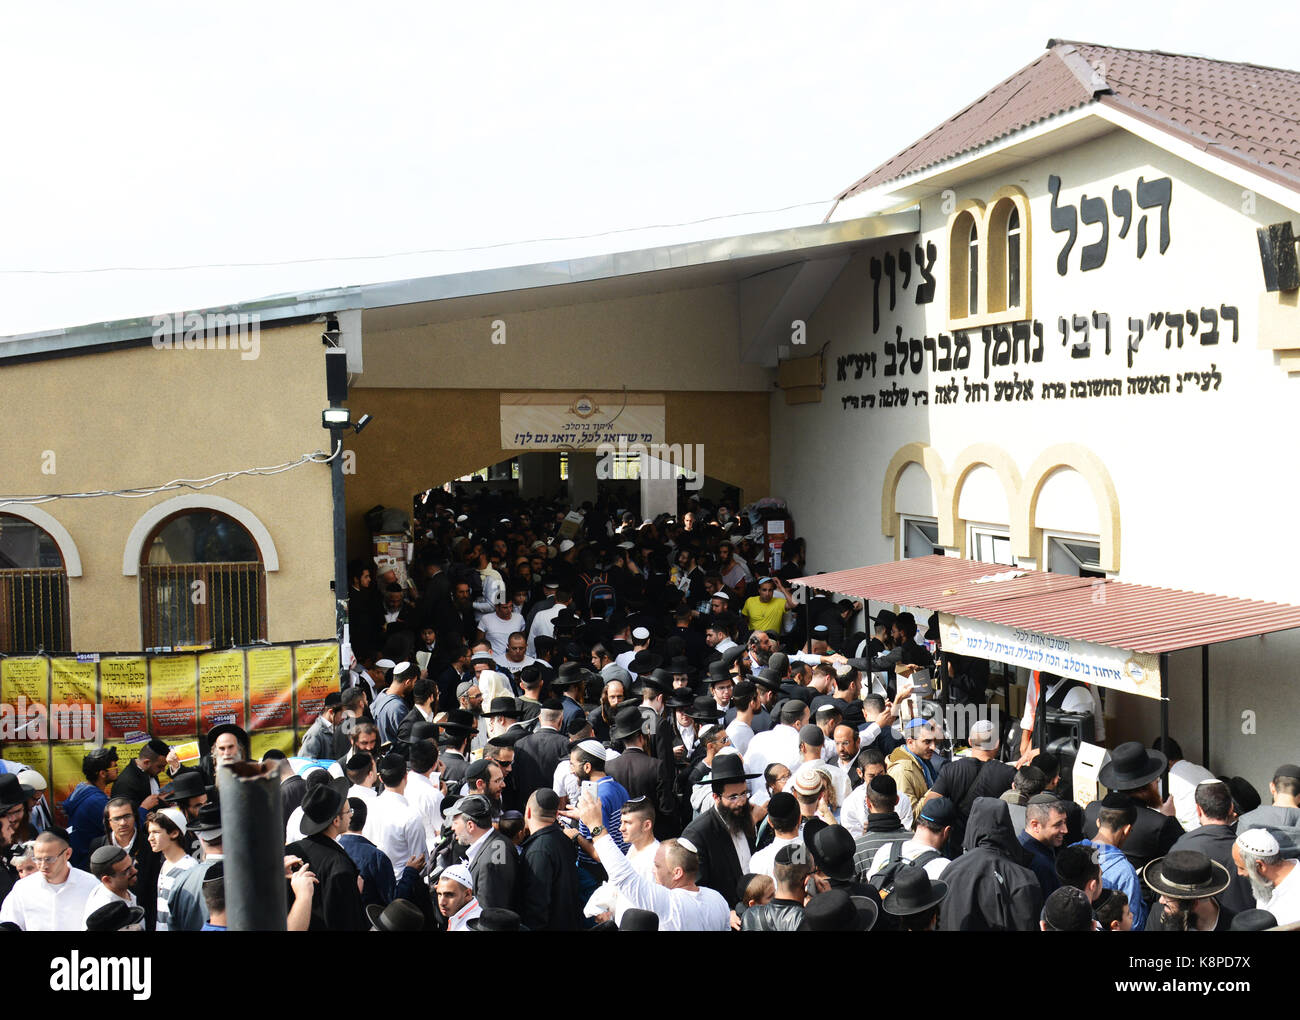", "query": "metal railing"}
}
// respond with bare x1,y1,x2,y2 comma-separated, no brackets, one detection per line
140,561,266,650
0,567,71,653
